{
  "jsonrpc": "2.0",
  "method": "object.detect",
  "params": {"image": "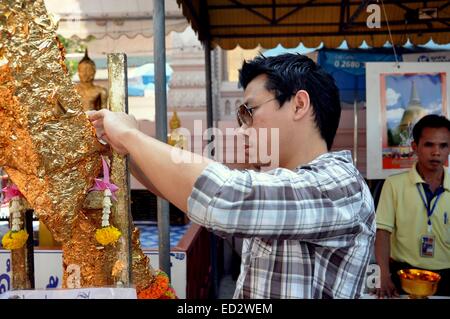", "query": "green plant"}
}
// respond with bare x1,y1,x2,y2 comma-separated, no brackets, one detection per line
57,34,95,78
